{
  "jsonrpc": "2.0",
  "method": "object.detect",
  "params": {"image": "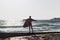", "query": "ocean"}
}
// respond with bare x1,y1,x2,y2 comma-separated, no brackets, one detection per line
0,20,60,33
